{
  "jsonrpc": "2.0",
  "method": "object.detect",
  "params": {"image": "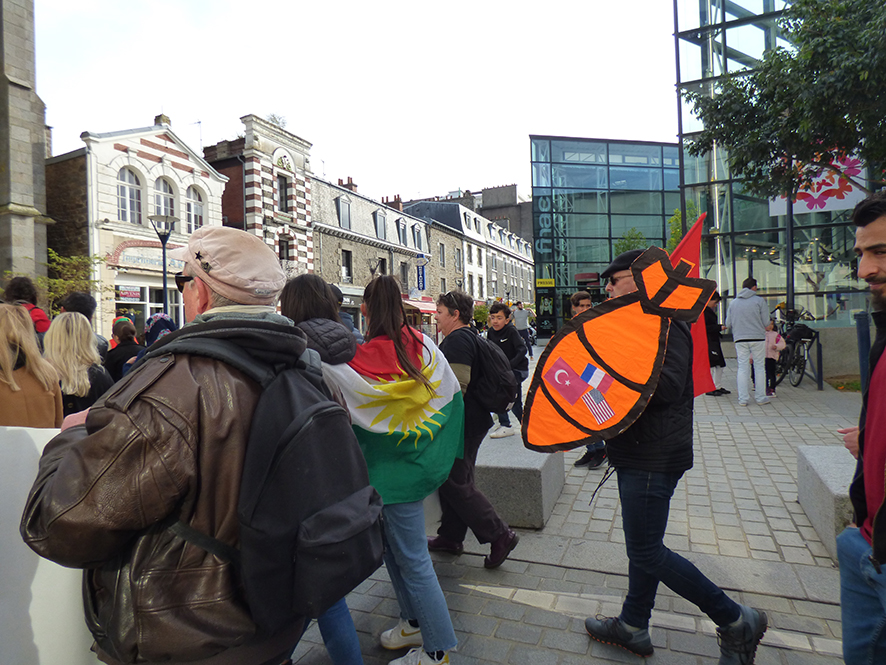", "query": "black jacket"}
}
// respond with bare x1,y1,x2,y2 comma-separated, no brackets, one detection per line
62,364,115,417
704,307,726,368
849,310,886,565
488,322,529,372
606,320,694,474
